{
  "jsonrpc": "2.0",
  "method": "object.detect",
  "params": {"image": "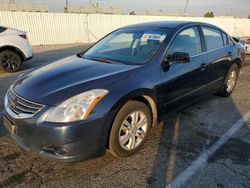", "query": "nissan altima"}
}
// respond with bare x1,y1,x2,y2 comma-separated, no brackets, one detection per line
3,21,245,161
